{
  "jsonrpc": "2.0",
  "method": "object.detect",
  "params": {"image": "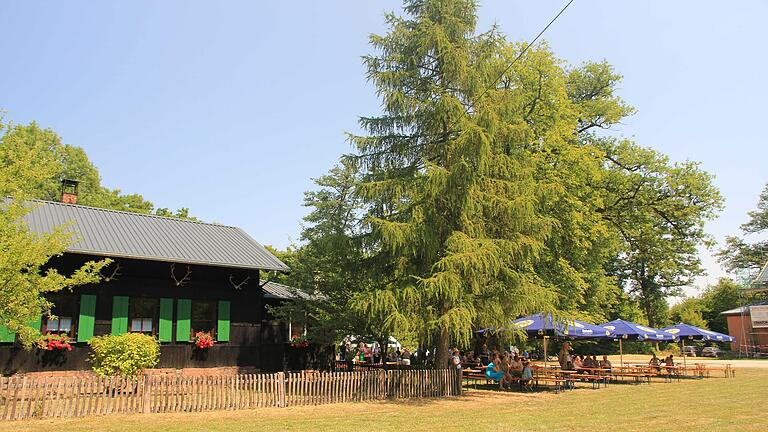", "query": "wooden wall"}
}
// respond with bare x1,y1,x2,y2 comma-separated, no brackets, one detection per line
0,254,331,375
